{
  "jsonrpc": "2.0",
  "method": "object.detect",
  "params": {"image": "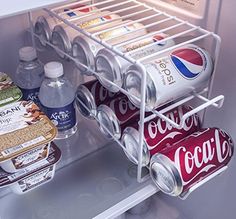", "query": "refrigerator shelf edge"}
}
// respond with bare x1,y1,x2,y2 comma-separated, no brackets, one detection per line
0,140,158,219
